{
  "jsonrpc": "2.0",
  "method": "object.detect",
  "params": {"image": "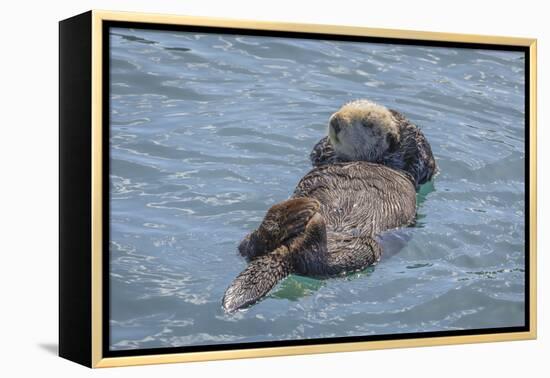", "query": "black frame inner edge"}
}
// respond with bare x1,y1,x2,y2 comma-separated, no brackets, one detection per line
101,20,531,358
